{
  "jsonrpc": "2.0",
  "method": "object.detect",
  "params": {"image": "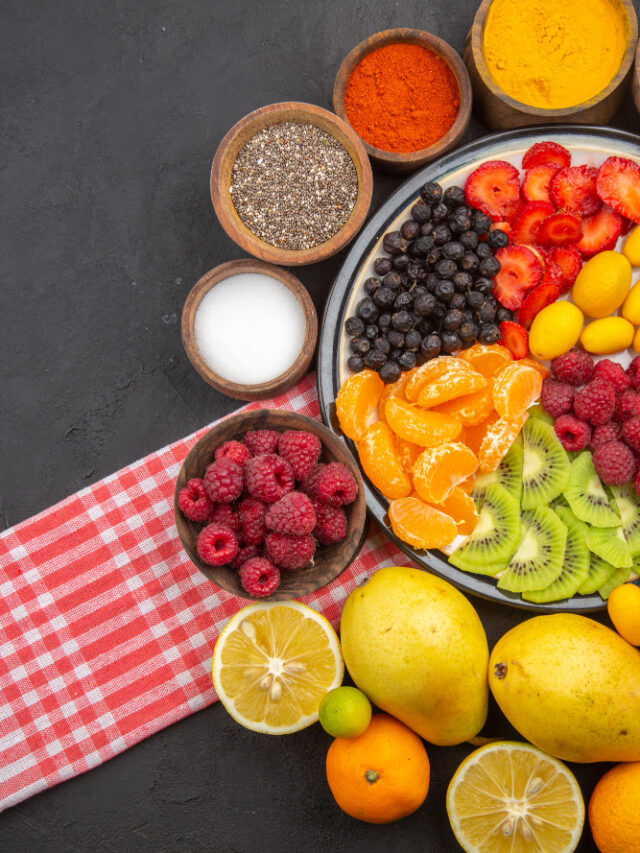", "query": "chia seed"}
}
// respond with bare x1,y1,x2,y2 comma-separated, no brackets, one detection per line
229,121,358,250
